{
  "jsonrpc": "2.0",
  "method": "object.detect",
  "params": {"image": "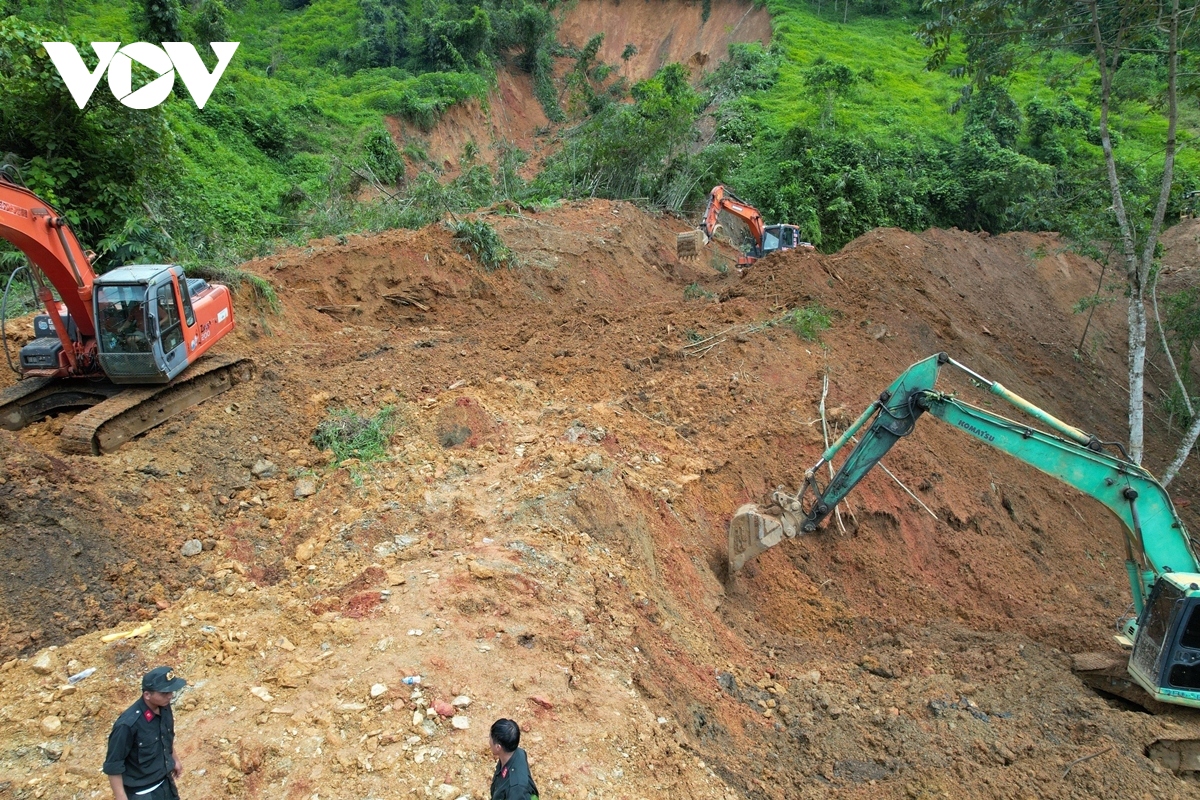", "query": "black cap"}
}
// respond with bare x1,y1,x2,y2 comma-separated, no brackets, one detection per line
142,666,187,693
